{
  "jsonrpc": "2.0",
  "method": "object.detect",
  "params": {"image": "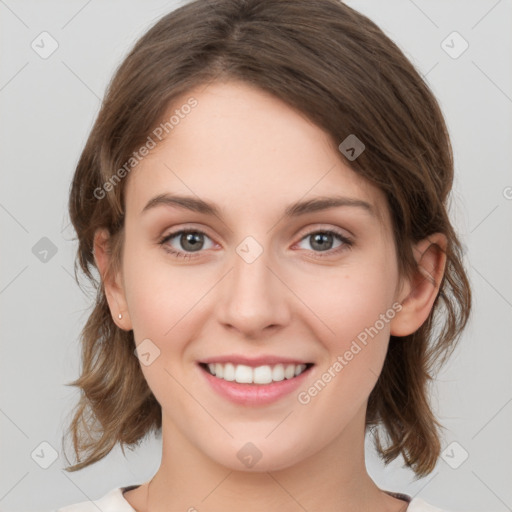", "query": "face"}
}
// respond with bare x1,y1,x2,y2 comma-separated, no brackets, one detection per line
105,80,408,472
